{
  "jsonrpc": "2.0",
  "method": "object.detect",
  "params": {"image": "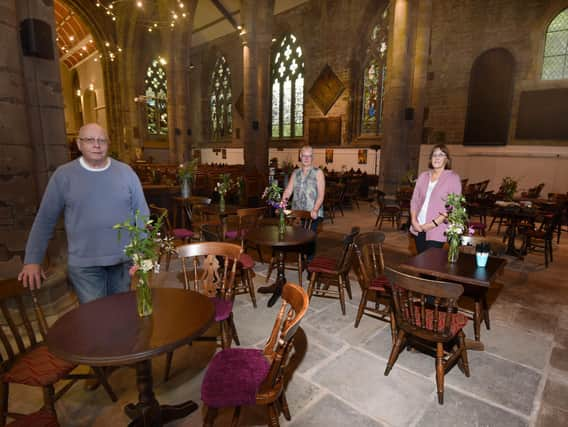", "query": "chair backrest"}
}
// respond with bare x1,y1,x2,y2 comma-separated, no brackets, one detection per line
527,183,545,199
149,204,173,235
337,227,360,273
188,196,213,224
0,279,49,371
200,223,222,242
176,242,242,298
353,231,386,290
235,207,266,246
287,210,313,230
386,267,464,341
261,283,309,394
